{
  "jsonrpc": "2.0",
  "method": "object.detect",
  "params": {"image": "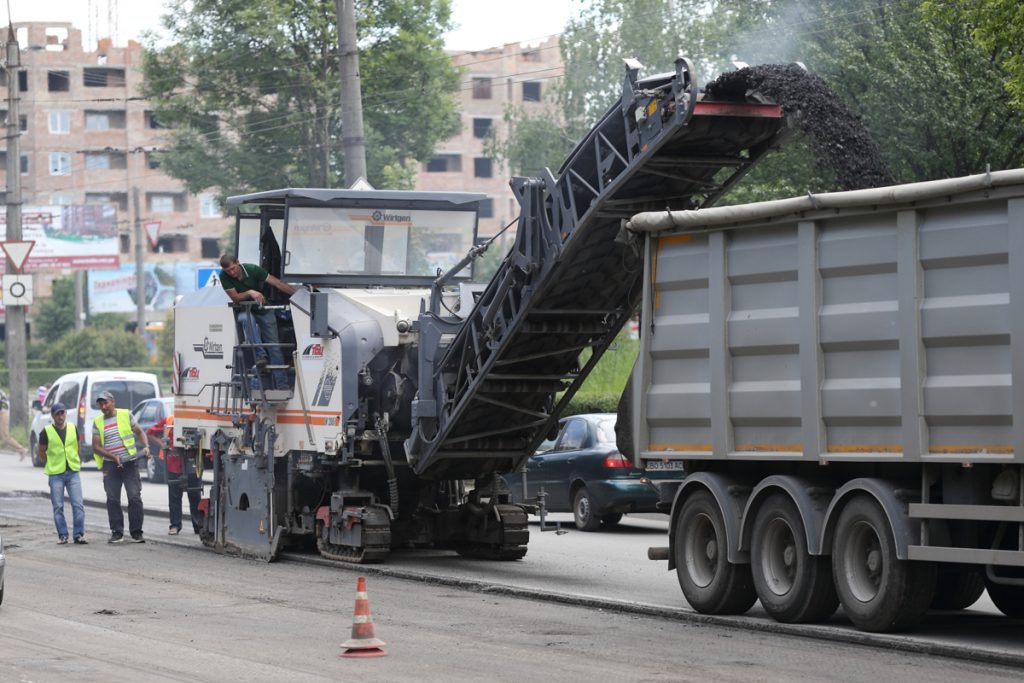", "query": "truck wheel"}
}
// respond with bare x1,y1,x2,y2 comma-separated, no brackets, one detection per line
751,493,838,623
573,487,602,531
984,577,1024,618
831,496,936,632
30,434,43,467
930,569,985,610
615,371,634,461
674,489,756,614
